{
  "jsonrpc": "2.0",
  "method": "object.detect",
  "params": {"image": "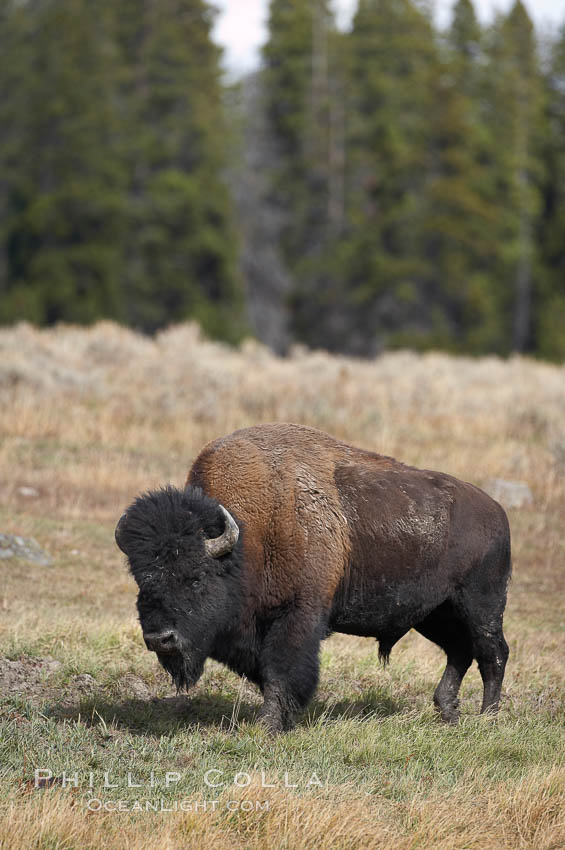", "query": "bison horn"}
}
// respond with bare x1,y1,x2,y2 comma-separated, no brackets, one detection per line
204,504,239,558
